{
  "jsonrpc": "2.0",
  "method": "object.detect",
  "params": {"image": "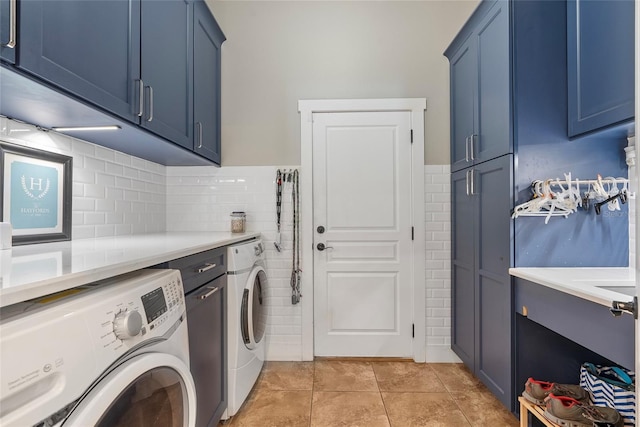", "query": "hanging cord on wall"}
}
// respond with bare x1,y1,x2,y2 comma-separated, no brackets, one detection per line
290,169,302,305
274,169,283,252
